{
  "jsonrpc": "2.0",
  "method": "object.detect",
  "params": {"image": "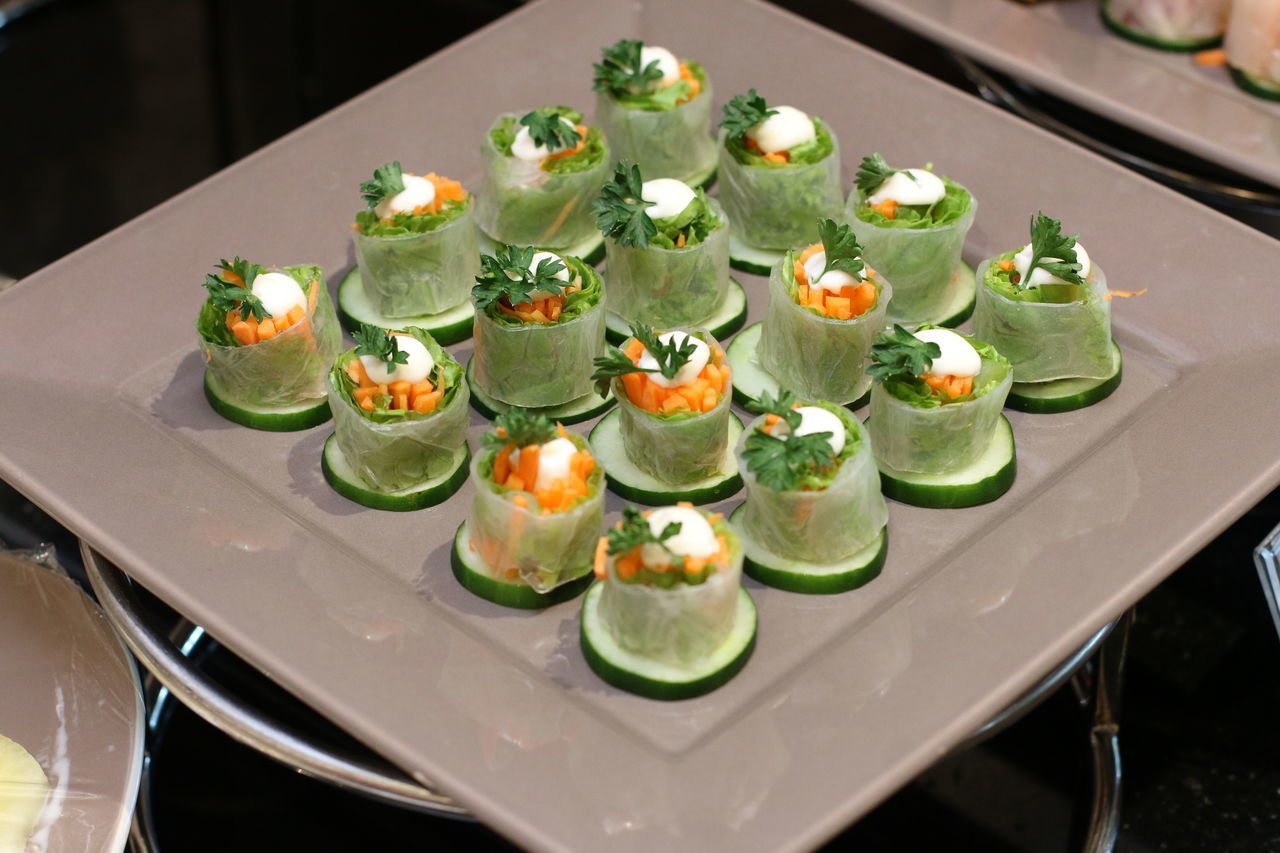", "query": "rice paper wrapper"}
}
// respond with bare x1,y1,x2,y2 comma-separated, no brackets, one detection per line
1225,0,1280,81
200,266,342,407
594,85,718,185
326,341,469,493
613,331,733,485
1106,0,1229,42
471,273,606,408
715,128,844,250
468,436,604,593
758,258,892,405
604,201,730,328
737,409,888,564
352,205,480,318
474,117,610,250
972,259,1113,383
868,355,1012,475
600,524,743,669
844,192,976,325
